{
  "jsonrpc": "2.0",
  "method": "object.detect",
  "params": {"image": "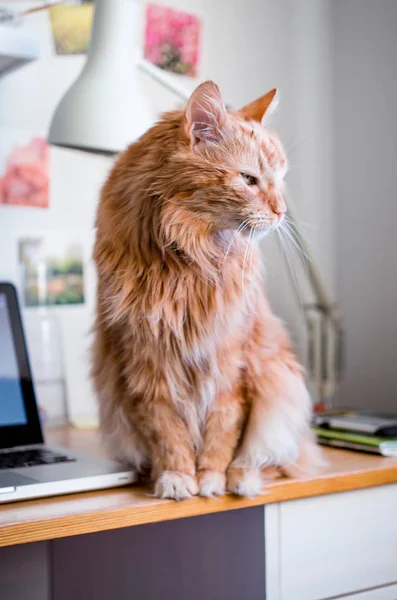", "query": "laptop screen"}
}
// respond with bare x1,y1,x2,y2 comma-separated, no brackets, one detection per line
0,293,28,427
